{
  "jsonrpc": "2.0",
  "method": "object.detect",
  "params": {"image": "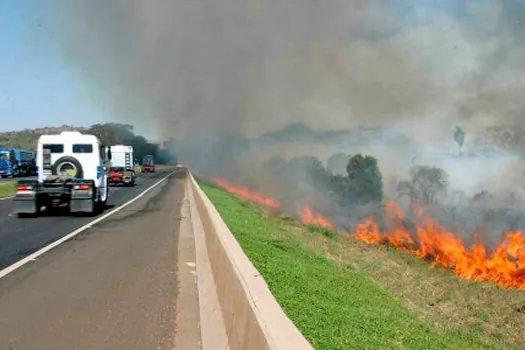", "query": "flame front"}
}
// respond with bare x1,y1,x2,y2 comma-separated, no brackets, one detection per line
212,177,525,290
299,206,335,230
212,177,281,208
354,201,525,290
